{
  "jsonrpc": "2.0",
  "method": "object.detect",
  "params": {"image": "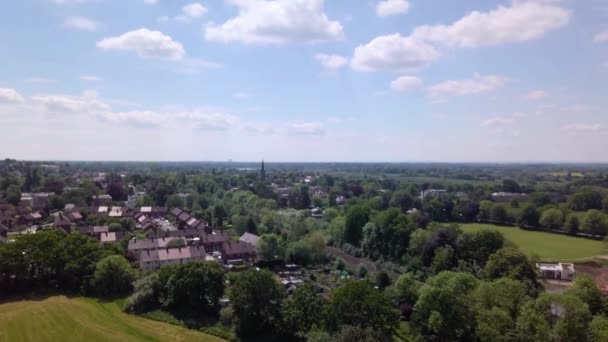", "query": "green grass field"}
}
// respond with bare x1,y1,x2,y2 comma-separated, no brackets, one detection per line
0,296,225,342
461,223,608,261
